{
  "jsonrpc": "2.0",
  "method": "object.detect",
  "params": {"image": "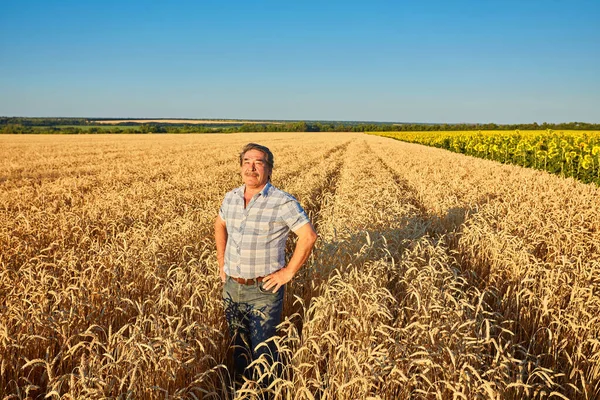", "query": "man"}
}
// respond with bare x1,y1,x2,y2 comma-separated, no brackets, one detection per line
214,143,317,384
